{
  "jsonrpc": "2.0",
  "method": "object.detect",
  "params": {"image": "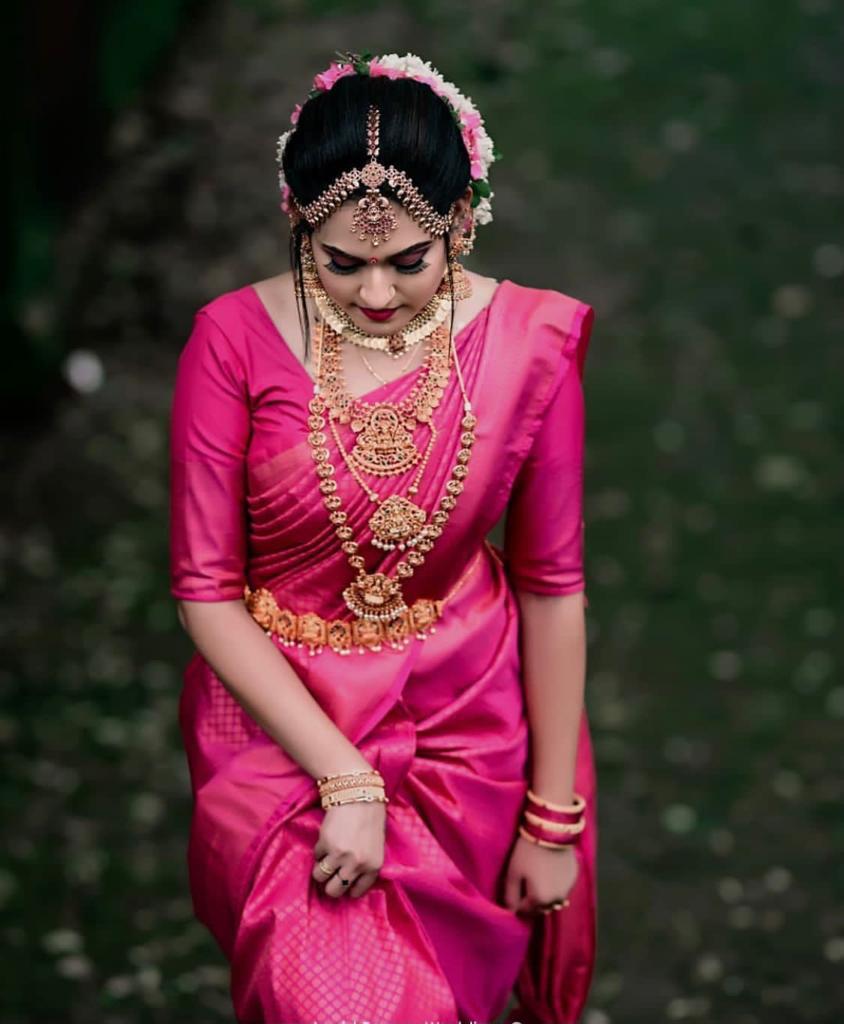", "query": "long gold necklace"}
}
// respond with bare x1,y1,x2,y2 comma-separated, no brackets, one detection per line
306,319,477,623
